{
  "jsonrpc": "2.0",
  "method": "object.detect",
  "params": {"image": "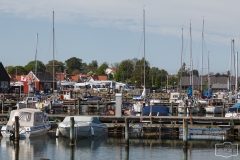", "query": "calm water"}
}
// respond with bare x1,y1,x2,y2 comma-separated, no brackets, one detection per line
1,134,240,160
